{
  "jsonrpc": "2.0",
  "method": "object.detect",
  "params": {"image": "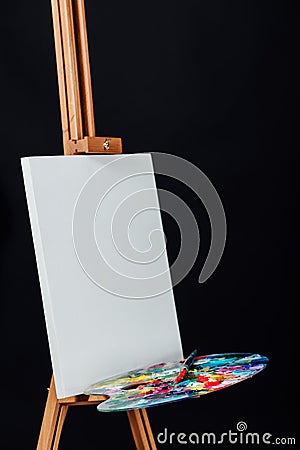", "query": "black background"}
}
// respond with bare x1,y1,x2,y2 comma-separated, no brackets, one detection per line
0,1,298,449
